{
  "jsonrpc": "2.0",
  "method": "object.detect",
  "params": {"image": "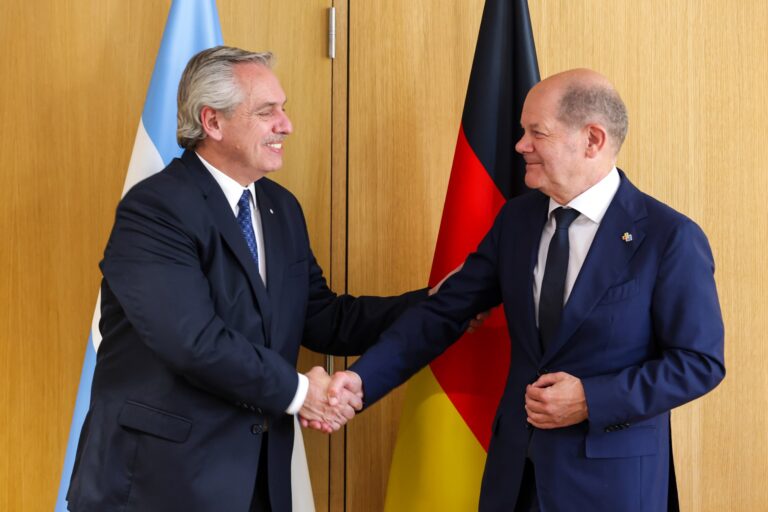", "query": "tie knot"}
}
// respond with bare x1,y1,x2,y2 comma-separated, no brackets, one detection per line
553,207,580,230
